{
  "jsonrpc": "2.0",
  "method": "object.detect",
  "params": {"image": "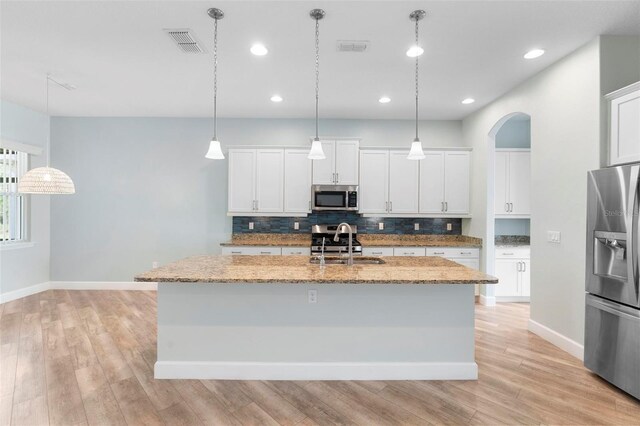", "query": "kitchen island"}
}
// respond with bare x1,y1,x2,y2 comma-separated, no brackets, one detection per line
135,255,497,380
